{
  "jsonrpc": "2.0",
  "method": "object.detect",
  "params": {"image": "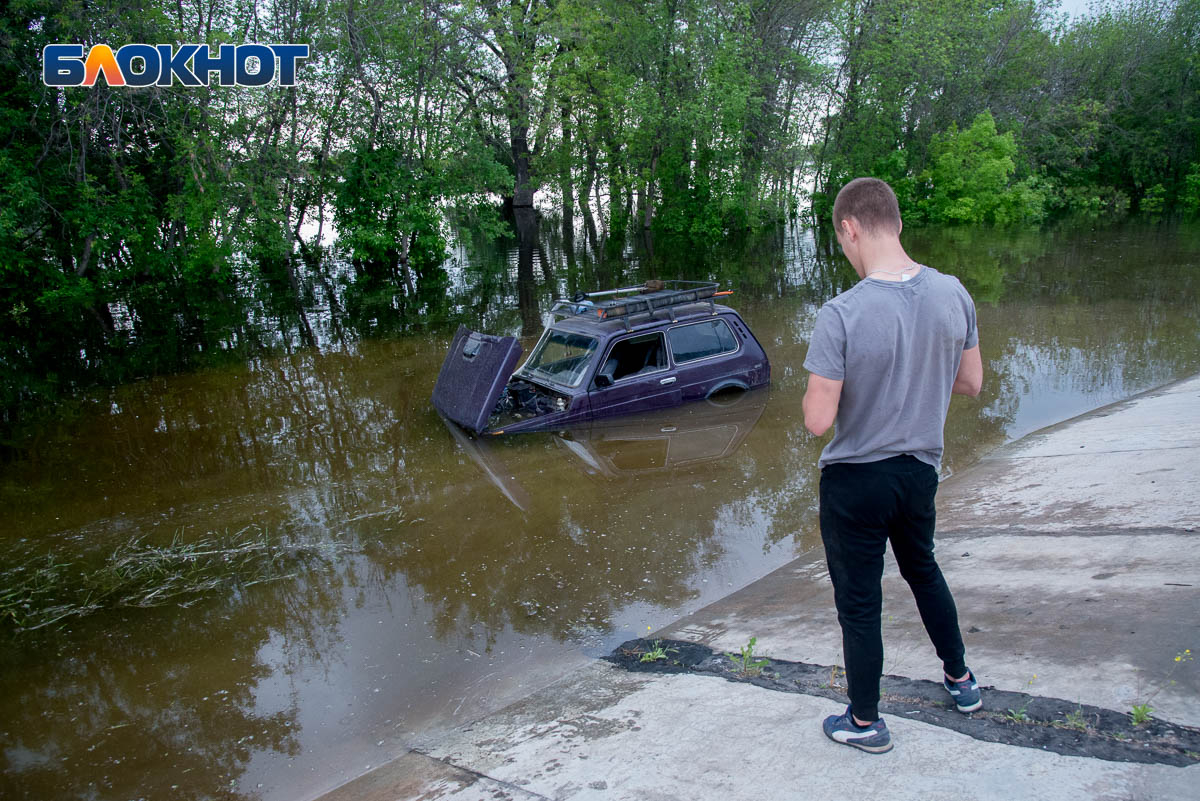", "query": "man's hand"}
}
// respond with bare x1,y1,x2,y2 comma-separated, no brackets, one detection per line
953,345,983,397
803,373,843,436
